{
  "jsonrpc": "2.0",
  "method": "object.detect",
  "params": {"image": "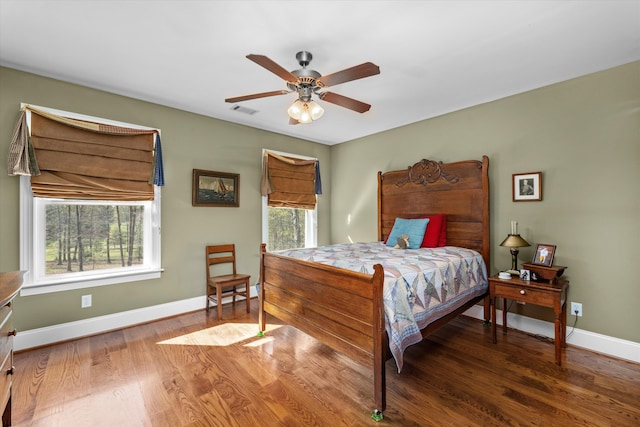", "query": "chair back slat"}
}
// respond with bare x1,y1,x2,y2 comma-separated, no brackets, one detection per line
206,244,238,279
